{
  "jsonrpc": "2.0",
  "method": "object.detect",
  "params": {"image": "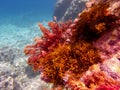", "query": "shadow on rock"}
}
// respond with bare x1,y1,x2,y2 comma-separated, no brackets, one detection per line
25,65,40,78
